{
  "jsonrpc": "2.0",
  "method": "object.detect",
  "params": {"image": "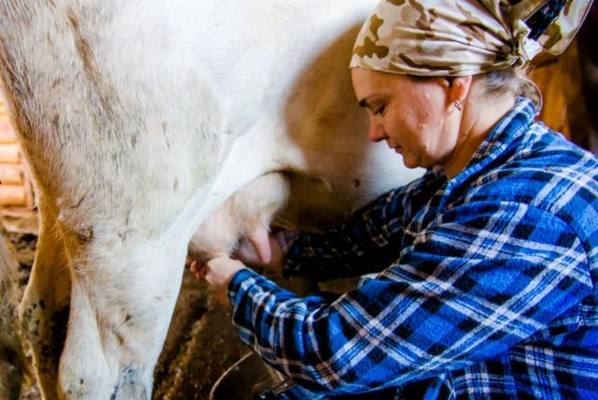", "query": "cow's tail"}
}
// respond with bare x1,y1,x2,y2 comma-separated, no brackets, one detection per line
0,226,26,400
